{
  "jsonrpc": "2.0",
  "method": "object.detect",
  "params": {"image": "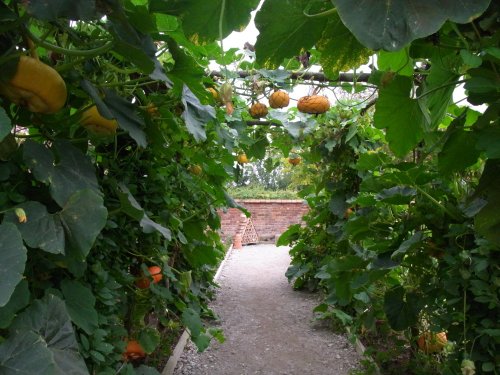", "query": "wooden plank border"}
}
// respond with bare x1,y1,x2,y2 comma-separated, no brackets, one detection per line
161,244,234,375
